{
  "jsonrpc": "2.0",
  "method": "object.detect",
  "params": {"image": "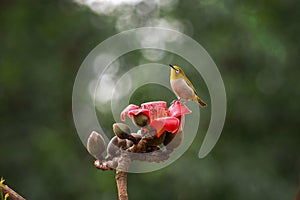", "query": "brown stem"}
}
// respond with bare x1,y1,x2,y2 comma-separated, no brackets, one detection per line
115,170,128,200
0,183,26,200
115,152,131,200
92,129,182,200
